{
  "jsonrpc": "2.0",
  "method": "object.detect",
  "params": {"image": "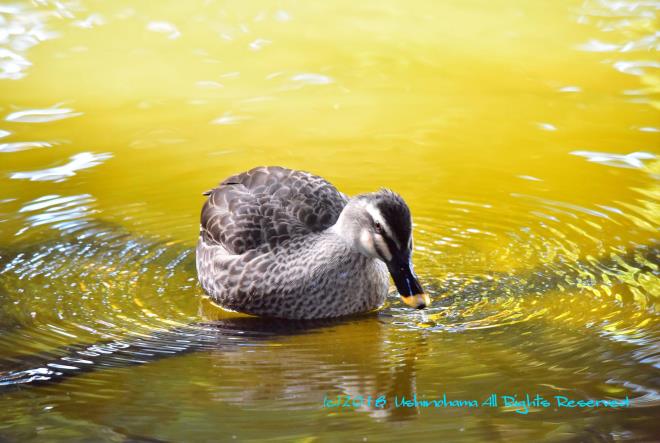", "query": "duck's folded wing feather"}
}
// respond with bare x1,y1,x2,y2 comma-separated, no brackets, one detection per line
200,166,348,254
